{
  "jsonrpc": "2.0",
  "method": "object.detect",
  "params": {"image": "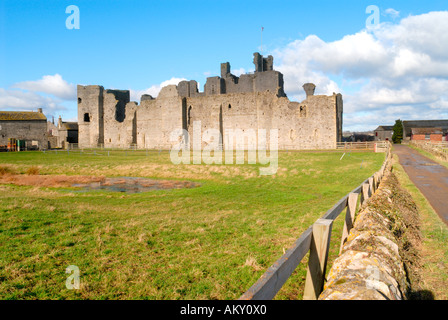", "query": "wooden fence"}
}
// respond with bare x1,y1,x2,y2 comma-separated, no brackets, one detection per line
336,141,387,151
239,142,392,300
65,142,387,152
